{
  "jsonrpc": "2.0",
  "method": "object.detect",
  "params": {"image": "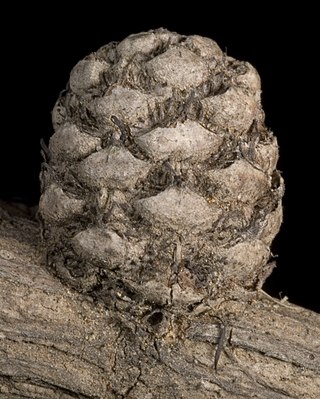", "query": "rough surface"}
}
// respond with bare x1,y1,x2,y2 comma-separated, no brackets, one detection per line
135,187,221,232
0,207,319,398
49,123,101,161
135,120,223,161
39,183,85,222
39,29,284,330
146,47,210,90
77,146,150,190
